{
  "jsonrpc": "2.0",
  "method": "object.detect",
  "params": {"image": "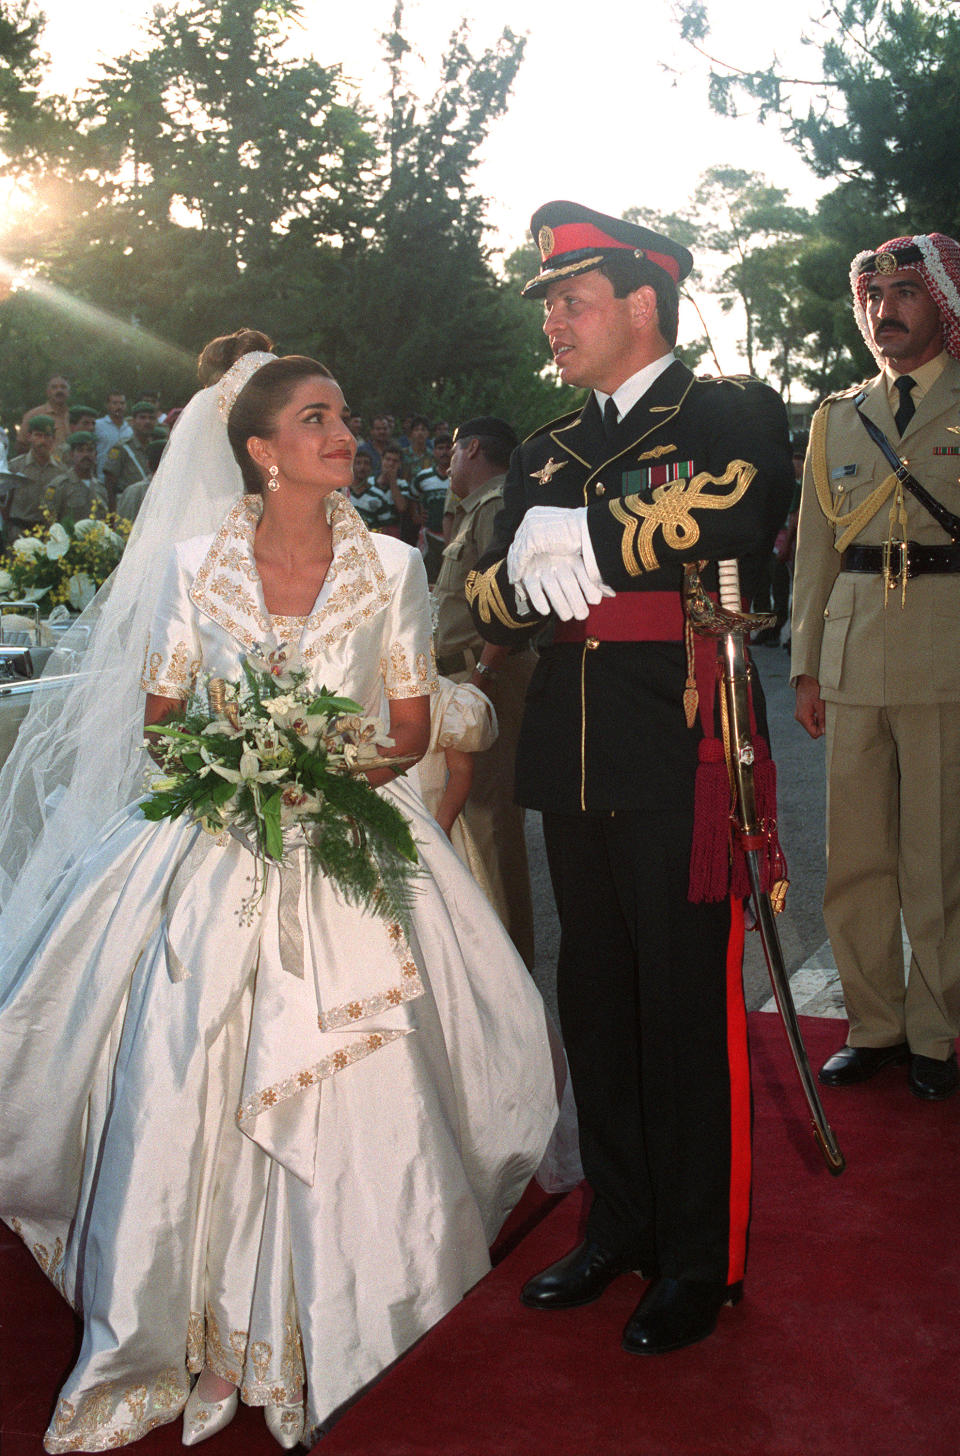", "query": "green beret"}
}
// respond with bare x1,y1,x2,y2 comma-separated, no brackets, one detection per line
29,414,56,435
131,400,157,416
67,430,96,448
69,405,97,421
